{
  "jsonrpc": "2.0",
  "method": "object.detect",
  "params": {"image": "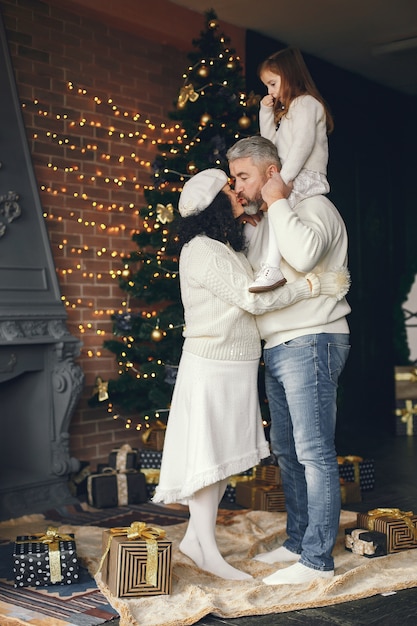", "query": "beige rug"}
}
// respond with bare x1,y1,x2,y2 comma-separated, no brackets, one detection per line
2,510,417,626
